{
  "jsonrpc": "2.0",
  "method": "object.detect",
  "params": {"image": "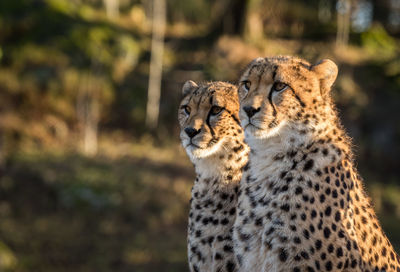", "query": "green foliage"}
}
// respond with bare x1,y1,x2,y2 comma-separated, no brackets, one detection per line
361,24,398,58
0,241,17,271
0,0,143,150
